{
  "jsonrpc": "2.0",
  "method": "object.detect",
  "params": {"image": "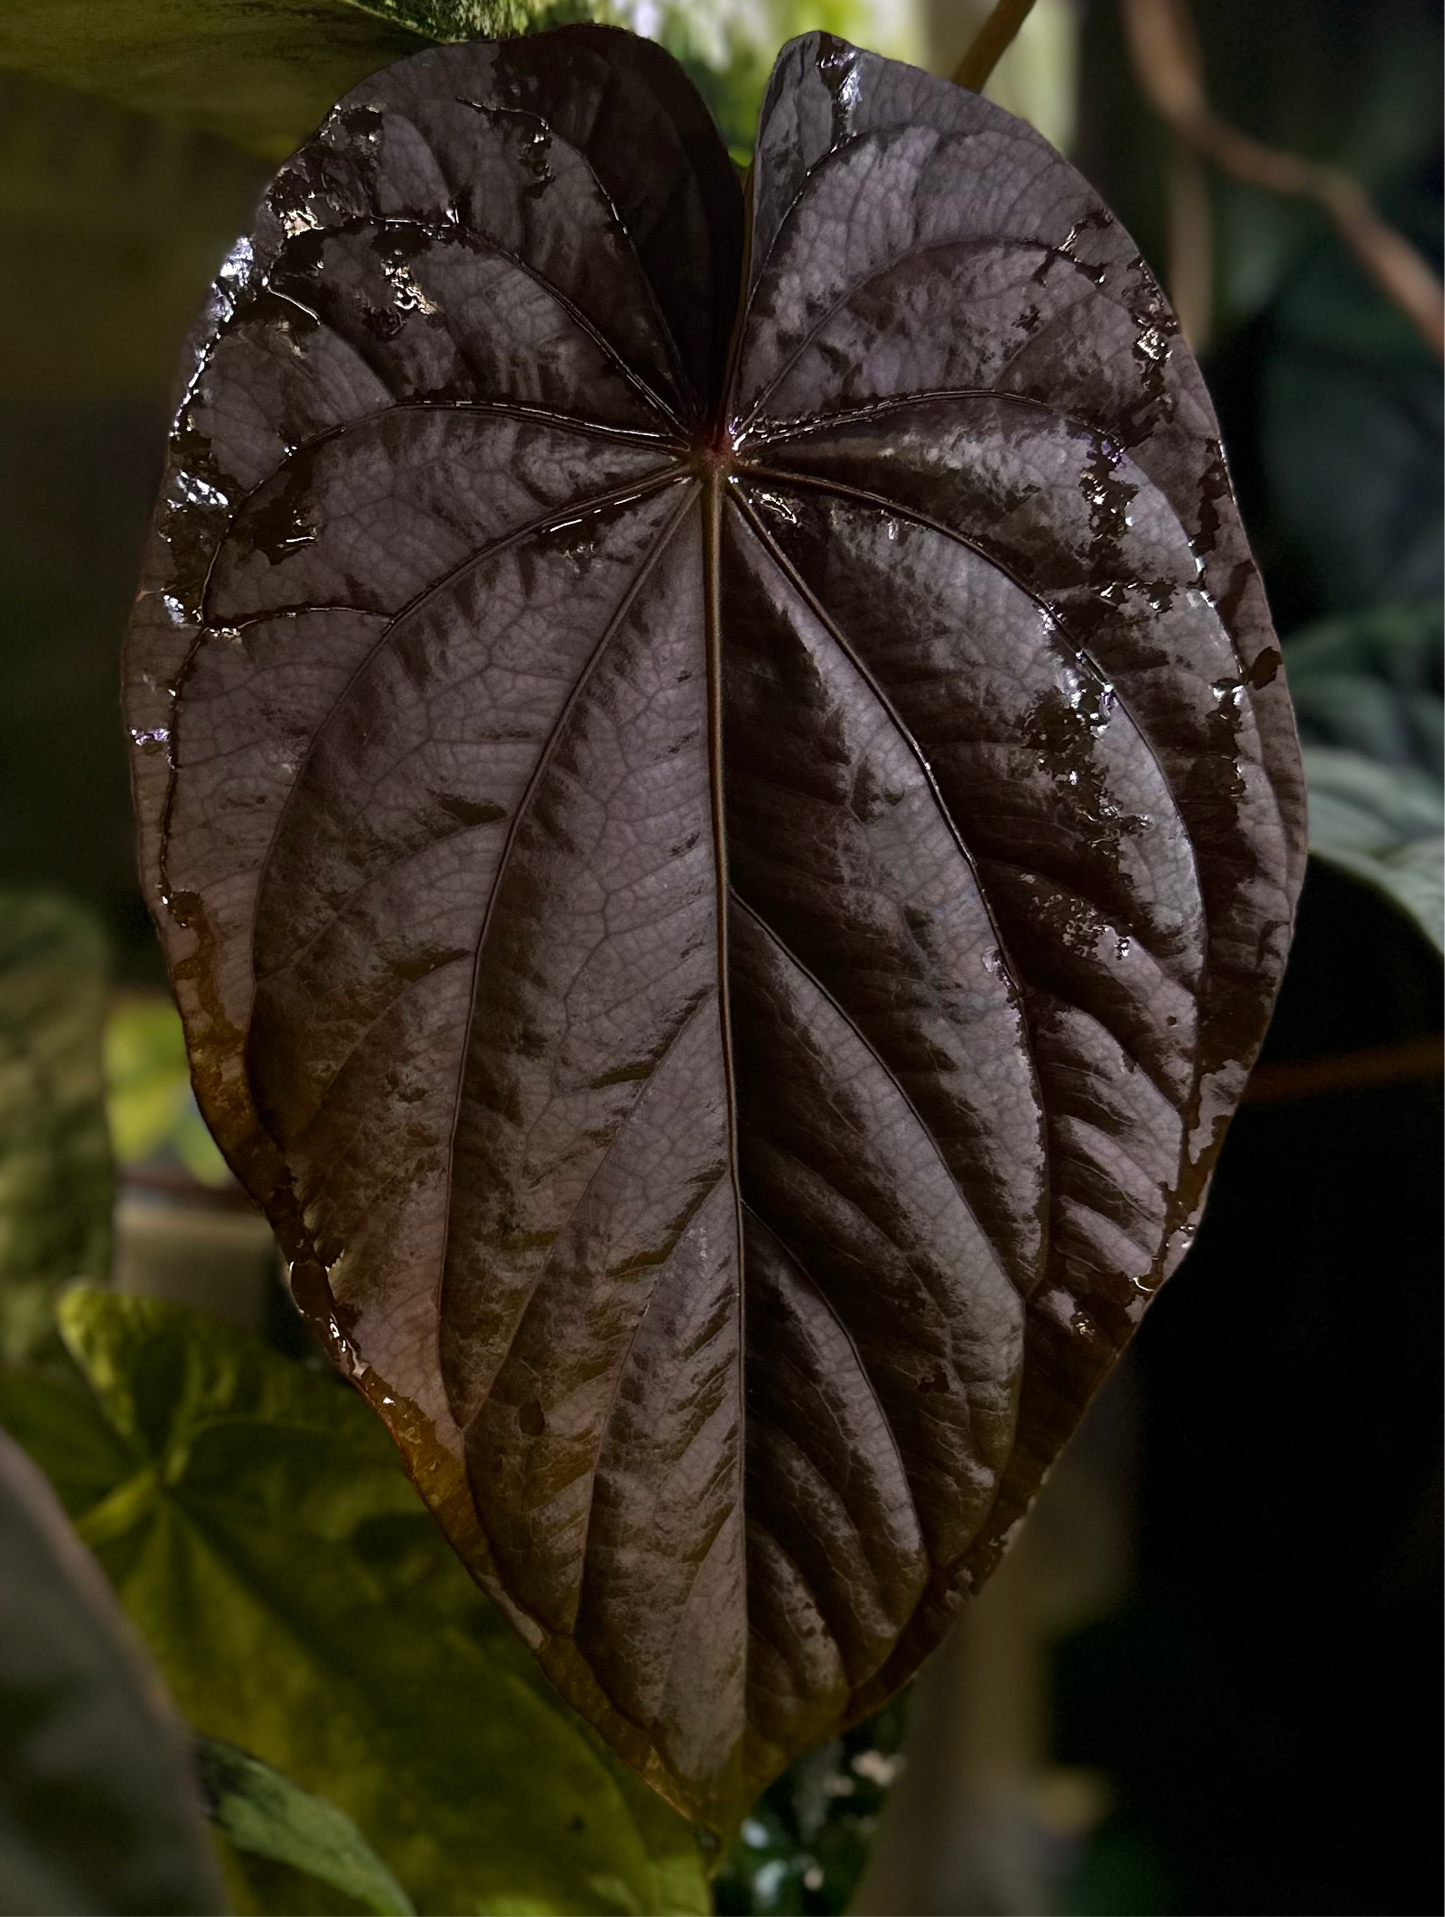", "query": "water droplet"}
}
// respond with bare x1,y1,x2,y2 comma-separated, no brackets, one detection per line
1135,323,1169,363
383,258,437,315
177,473,230,511
281,203,321,239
